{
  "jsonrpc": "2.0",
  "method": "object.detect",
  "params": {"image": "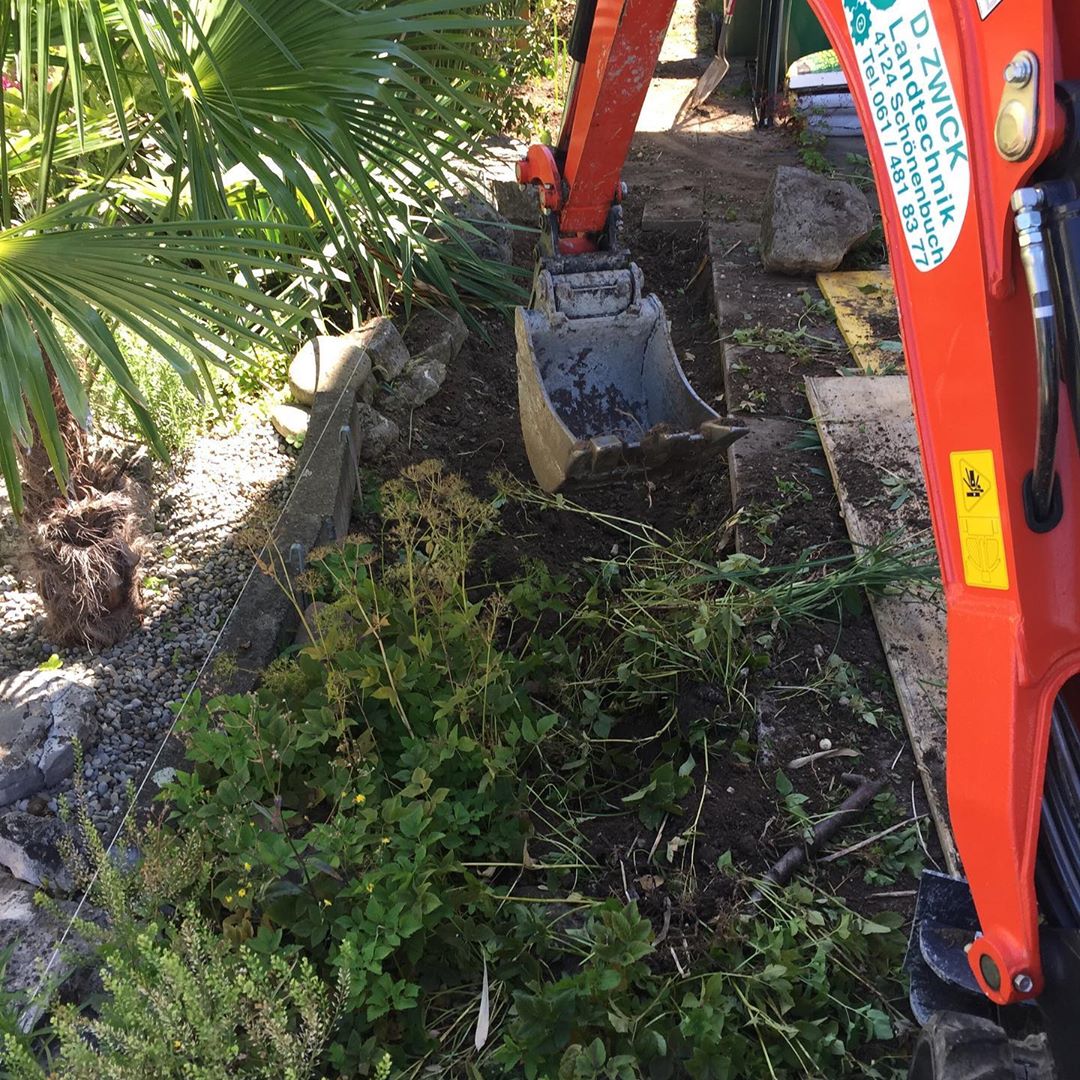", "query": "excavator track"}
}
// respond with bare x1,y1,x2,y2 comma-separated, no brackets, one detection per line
908,1013,1053,1080
1036,699,1080,929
